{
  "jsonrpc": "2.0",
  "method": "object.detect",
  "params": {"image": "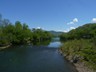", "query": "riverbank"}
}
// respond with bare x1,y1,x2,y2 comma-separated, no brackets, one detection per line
0,44,11,50
74,62,95,72
59,43,96,72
